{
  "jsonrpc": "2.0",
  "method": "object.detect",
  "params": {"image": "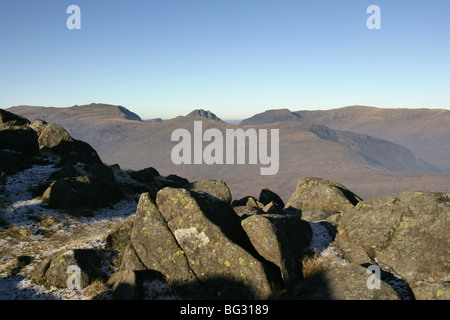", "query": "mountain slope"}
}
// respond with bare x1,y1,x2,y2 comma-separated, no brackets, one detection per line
8,103,143,123
7,104,449,201
240,109,302,126
240,105,450,172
